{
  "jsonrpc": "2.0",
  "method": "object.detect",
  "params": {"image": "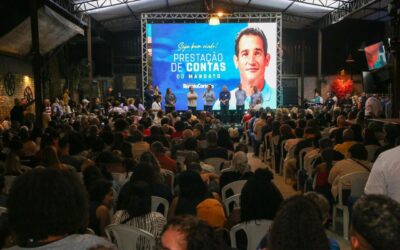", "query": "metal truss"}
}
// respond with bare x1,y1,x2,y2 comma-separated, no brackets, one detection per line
141,12,283,107
73,0,142,13
282,13,314,25
48,0,88,24
291,0,349,10
318,0,378,27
